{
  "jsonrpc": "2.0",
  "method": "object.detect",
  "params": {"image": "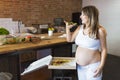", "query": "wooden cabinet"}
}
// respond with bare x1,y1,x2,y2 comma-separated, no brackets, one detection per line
20,43,73,80
19,51,37,63
0,53,20,80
